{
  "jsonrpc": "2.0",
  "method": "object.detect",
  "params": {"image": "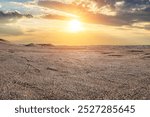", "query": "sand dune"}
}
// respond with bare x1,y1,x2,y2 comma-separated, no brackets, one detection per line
0,42,150,99
25,43,54,47
0,39,10,44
